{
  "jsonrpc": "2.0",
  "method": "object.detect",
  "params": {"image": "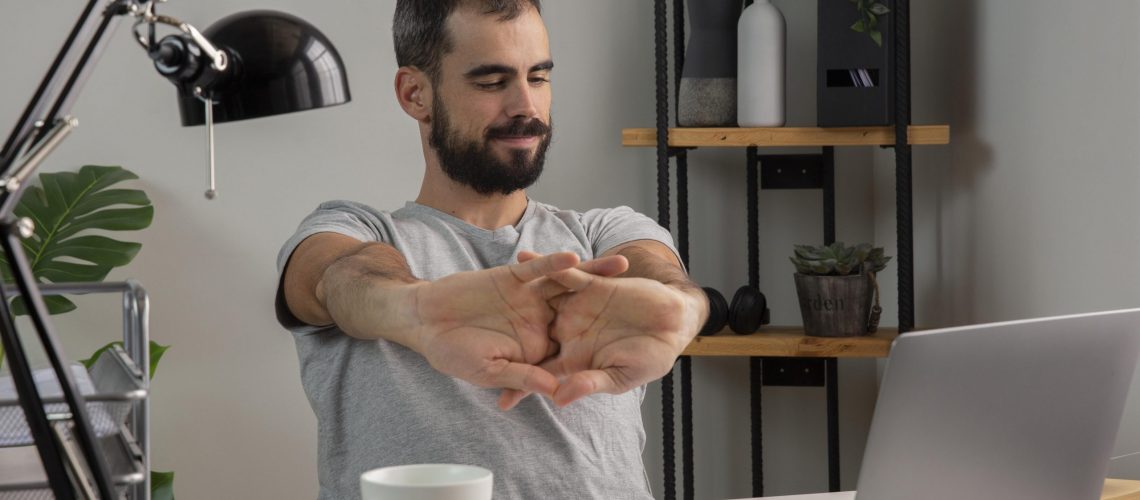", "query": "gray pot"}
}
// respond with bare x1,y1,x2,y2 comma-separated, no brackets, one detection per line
677,0,741,127
794,273,873,337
